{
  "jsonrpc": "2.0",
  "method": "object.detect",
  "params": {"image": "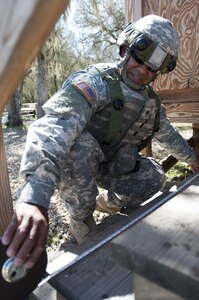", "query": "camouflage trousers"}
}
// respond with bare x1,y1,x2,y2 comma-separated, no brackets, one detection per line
59,132,166,220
